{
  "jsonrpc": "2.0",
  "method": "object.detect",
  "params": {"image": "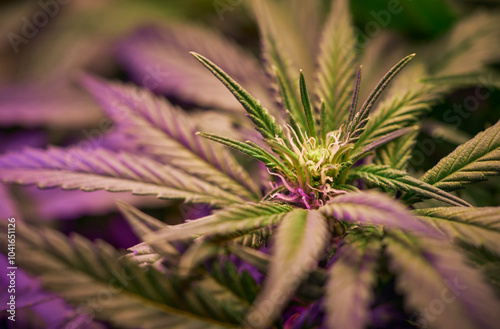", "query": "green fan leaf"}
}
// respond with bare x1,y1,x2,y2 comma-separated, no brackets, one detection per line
352,65,443,153
413,207,500,255
299,70,317,138
196,132,292,177
145,202,293,244
346,54,416,144
117,201,178,259
375,127,419,170
326,235,381,329
0,147,244,207
384,230,500,329
208,259,260,305
0,221,245,329
191,52,285,142
243,209,329,329
418,119,500,192
351,127,416,162
253,0,318,126
315,0,357,132
348,165,471,207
